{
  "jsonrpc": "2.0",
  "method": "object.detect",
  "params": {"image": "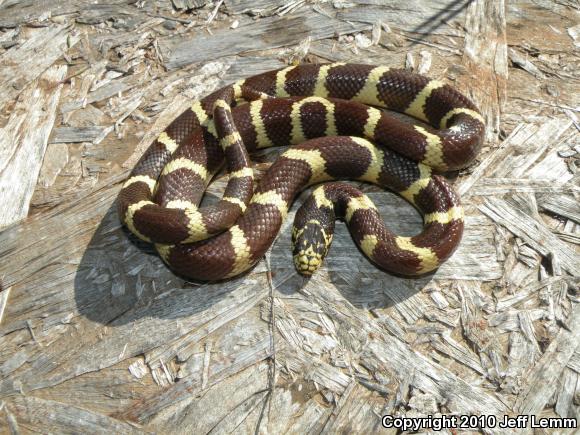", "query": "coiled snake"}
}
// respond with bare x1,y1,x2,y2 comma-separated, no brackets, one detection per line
118,63,484,281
